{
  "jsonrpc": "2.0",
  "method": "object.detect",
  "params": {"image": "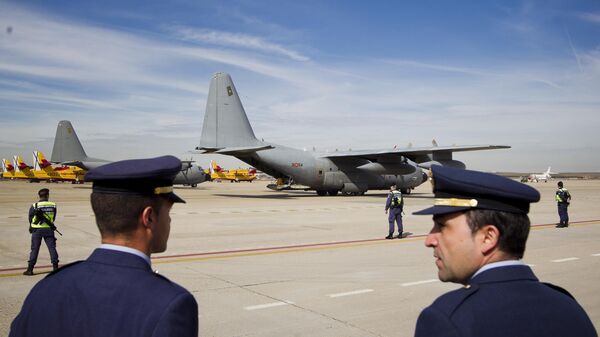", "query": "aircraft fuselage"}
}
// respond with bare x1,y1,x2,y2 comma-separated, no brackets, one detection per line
238,143,426,194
